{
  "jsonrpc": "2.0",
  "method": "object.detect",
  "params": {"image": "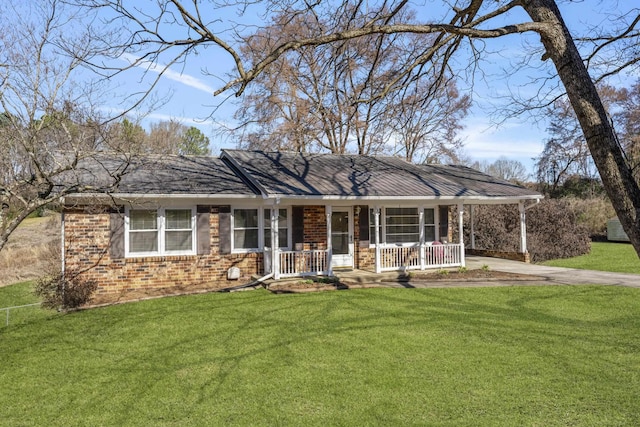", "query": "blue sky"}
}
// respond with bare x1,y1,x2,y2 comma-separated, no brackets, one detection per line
107,1,637,176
